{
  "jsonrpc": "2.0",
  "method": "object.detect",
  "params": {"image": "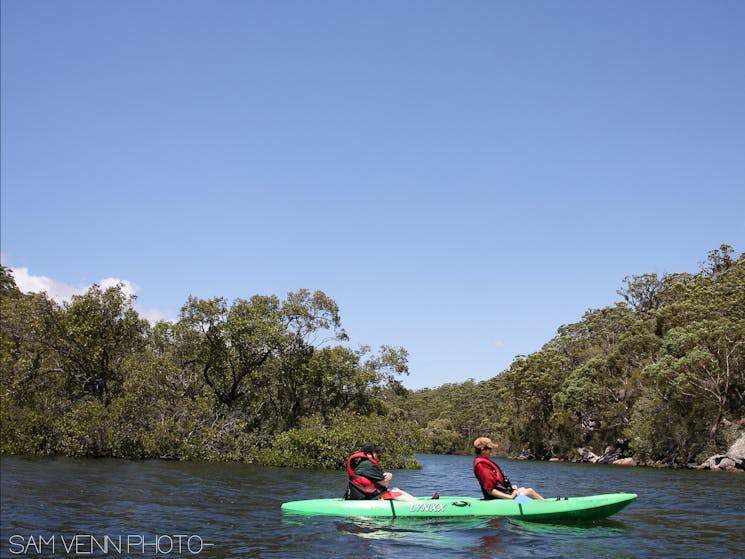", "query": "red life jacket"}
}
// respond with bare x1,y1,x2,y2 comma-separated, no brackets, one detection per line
473,456,513,498
346,452,384,497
